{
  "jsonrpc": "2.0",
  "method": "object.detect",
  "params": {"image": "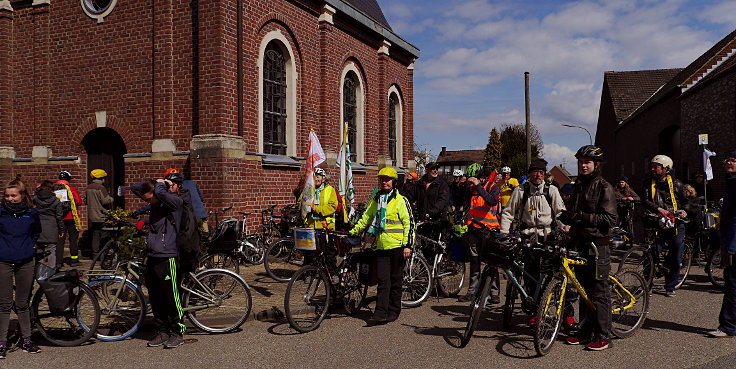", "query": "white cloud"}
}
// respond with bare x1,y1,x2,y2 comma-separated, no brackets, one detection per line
699,1,736,29
543,143,576,169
